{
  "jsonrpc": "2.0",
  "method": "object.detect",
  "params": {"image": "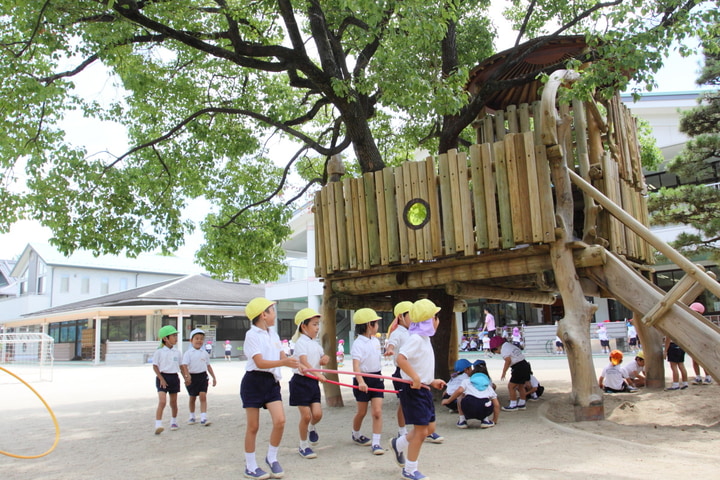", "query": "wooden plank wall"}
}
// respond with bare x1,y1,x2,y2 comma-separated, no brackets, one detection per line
315,96,651,278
